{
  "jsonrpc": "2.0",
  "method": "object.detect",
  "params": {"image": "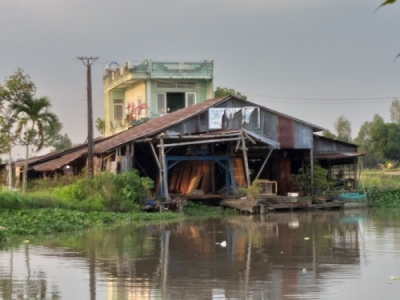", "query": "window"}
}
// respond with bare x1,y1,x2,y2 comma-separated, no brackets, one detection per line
186,92,196,107
157,92,196,114
113,99,124,121
157,93,166,115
